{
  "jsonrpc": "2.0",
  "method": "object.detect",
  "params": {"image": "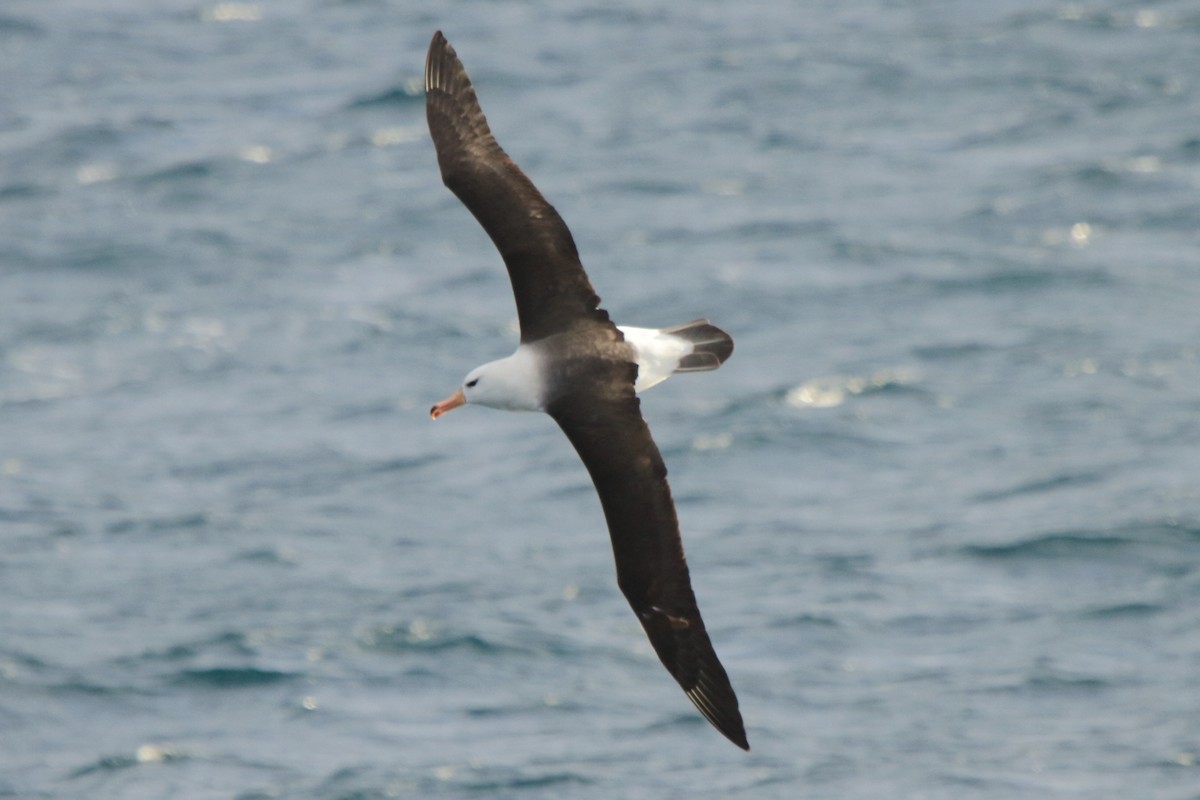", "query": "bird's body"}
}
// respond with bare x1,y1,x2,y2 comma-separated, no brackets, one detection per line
424,31,748,750
435,318,736,417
